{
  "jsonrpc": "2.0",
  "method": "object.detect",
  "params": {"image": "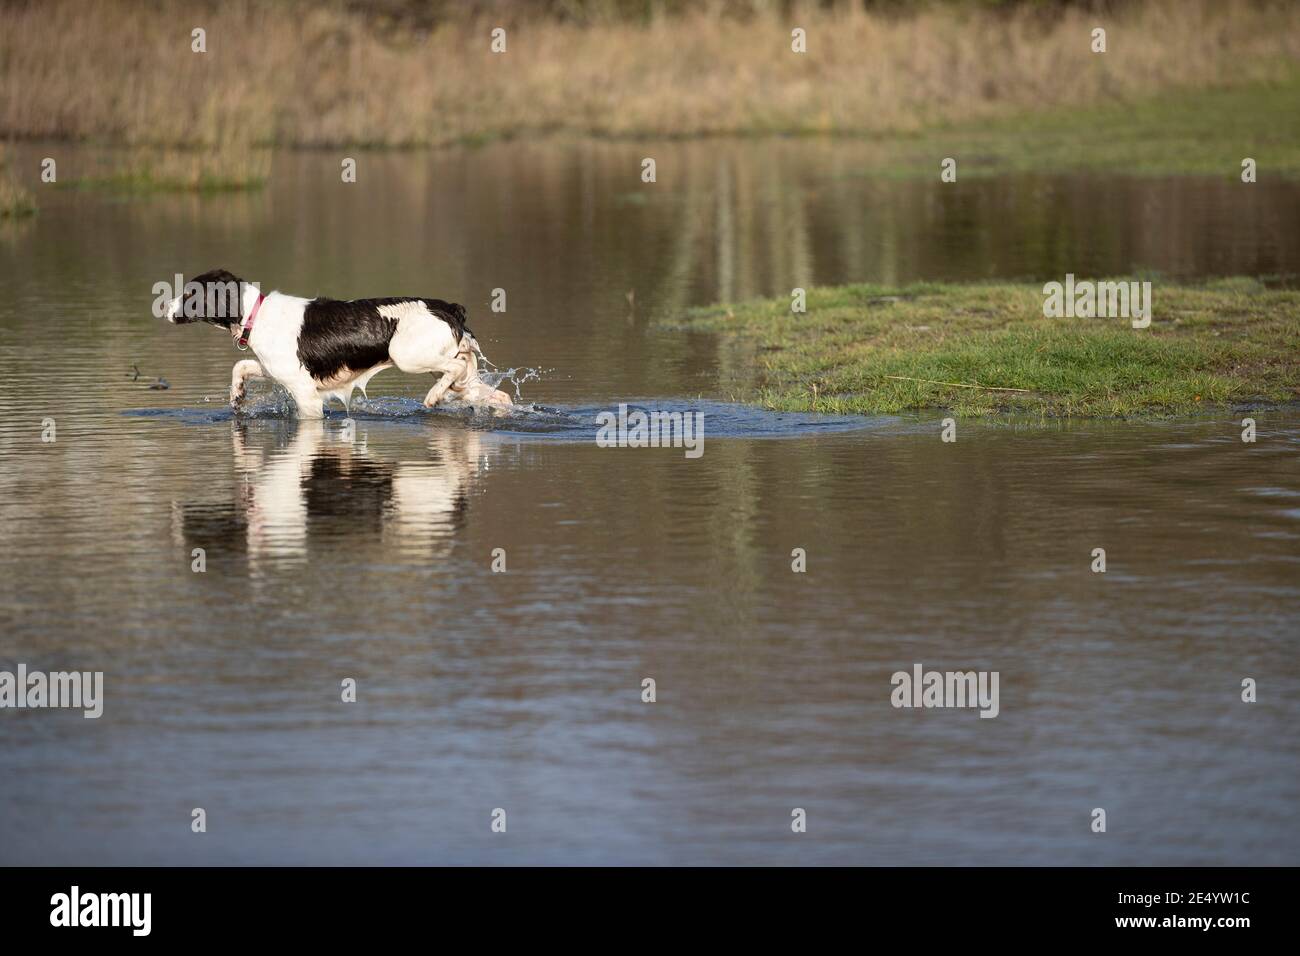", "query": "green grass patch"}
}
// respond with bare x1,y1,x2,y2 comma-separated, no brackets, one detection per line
672,278,1300,417
0,178,37,216
62,169,266,194
0,147,36,216
59,147,269,194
